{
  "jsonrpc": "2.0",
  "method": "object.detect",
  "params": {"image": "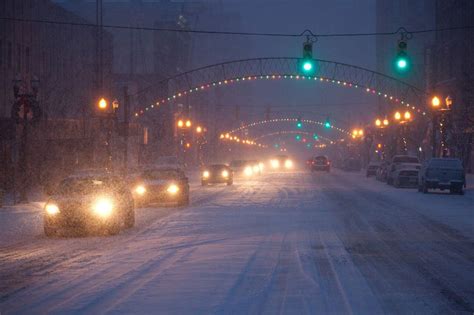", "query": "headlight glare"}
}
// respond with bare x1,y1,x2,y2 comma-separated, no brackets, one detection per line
93,197,114,218
244,166,253,176
270,159,279,168
135,185,146,195
45,203,60,215
167,184,180,194
203,170,210,178
285,159,293,169
222,170,229,178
